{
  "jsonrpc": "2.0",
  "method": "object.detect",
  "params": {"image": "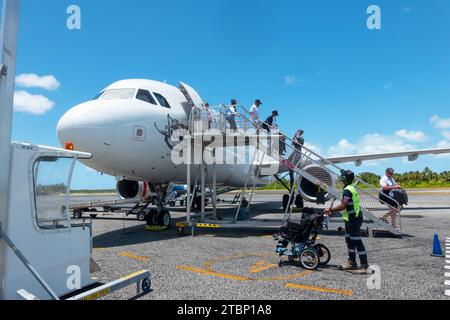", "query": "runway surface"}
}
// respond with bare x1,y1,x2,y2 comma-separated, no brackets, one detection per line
70,190,450,300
